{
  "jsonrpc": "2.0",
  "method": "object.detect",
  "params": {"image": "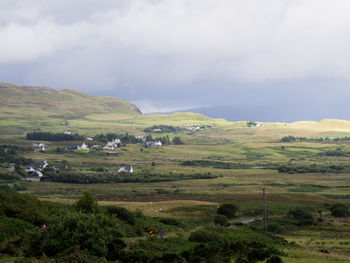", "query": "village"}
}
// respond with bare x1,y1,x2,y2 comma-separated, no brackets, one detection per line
19,133,168,182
